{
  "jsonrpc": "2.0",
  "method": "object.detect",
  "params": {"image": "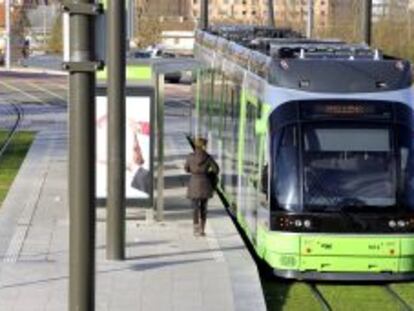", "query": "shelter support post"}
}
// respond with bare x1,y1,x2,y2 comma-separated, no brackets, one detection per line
155,74,165,221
